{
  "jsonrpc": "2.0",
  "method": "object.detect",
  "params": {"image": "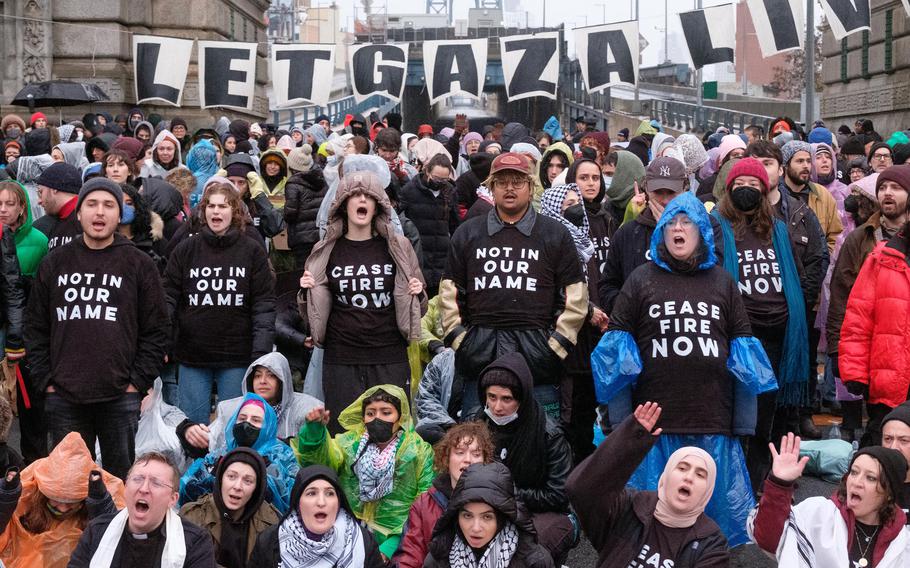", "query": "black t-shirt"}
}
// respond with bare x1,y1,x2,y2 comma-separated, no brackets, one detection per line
849,520,881,566
626,523,698,568
324,236,407,364
609,263,753,435
735,228,789,328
